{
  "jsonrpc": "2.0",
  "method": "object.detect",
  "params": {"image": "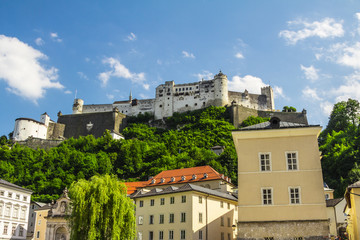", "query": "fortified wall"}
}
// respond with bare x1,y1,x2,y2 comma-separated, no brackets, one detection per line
72,71,275,120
